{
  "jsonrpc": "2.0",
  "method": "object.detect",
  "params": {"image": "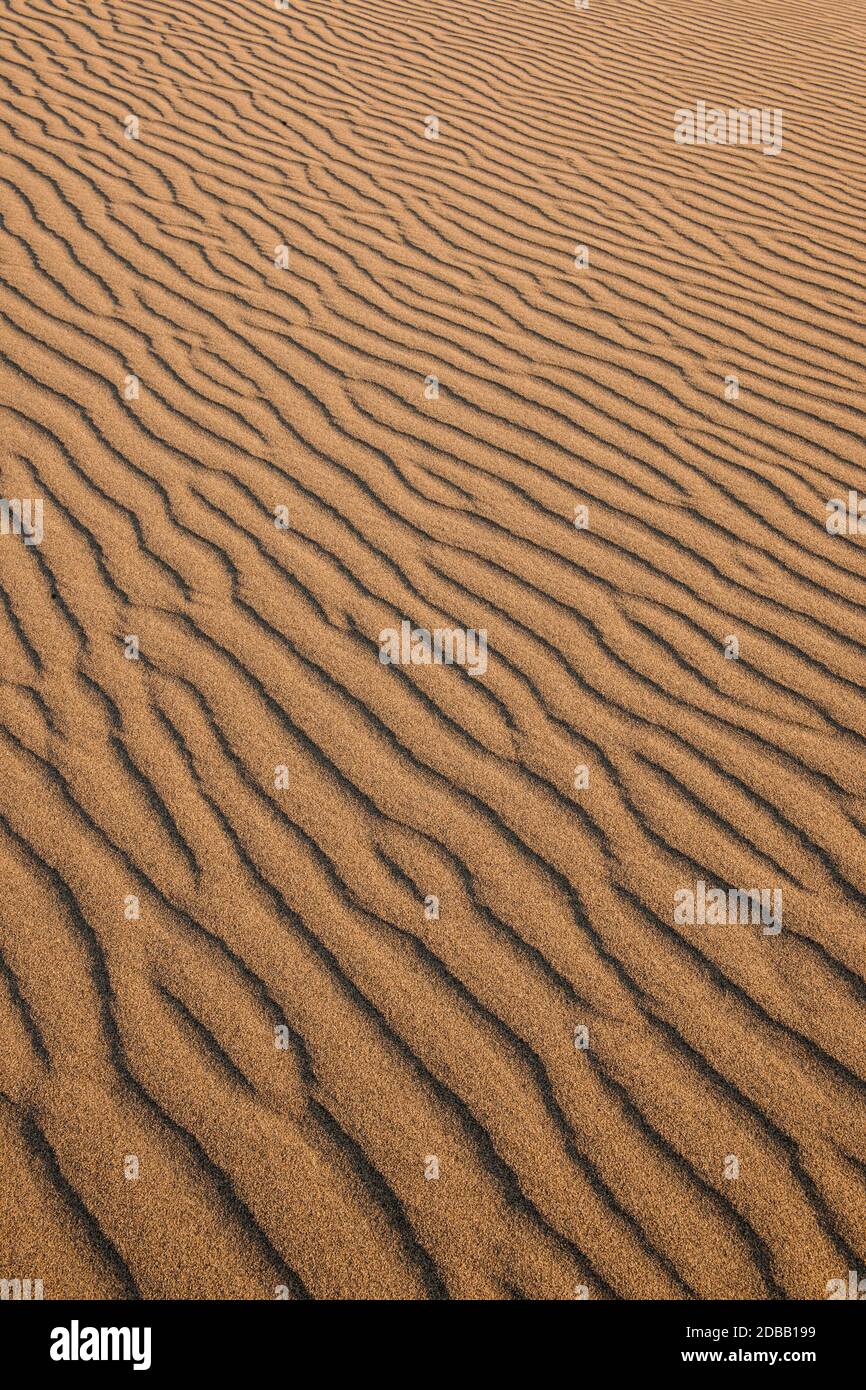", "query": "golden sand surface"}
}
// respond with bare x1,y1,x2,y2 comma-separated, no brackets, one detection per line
1,0,865,1298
